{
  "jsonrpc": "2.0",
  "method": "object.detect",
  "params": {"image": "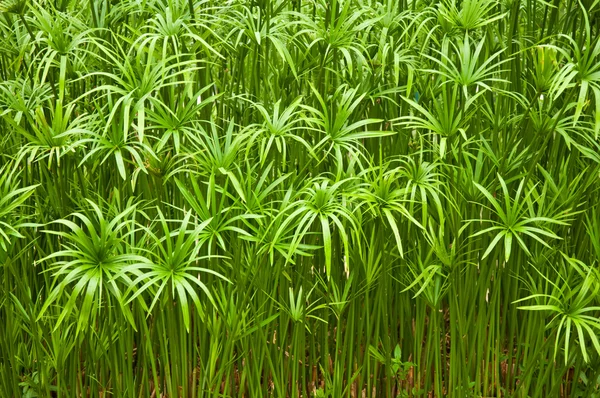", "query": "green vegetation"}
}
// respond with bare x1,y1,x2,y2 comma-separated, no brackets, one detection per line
1,0,600,396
